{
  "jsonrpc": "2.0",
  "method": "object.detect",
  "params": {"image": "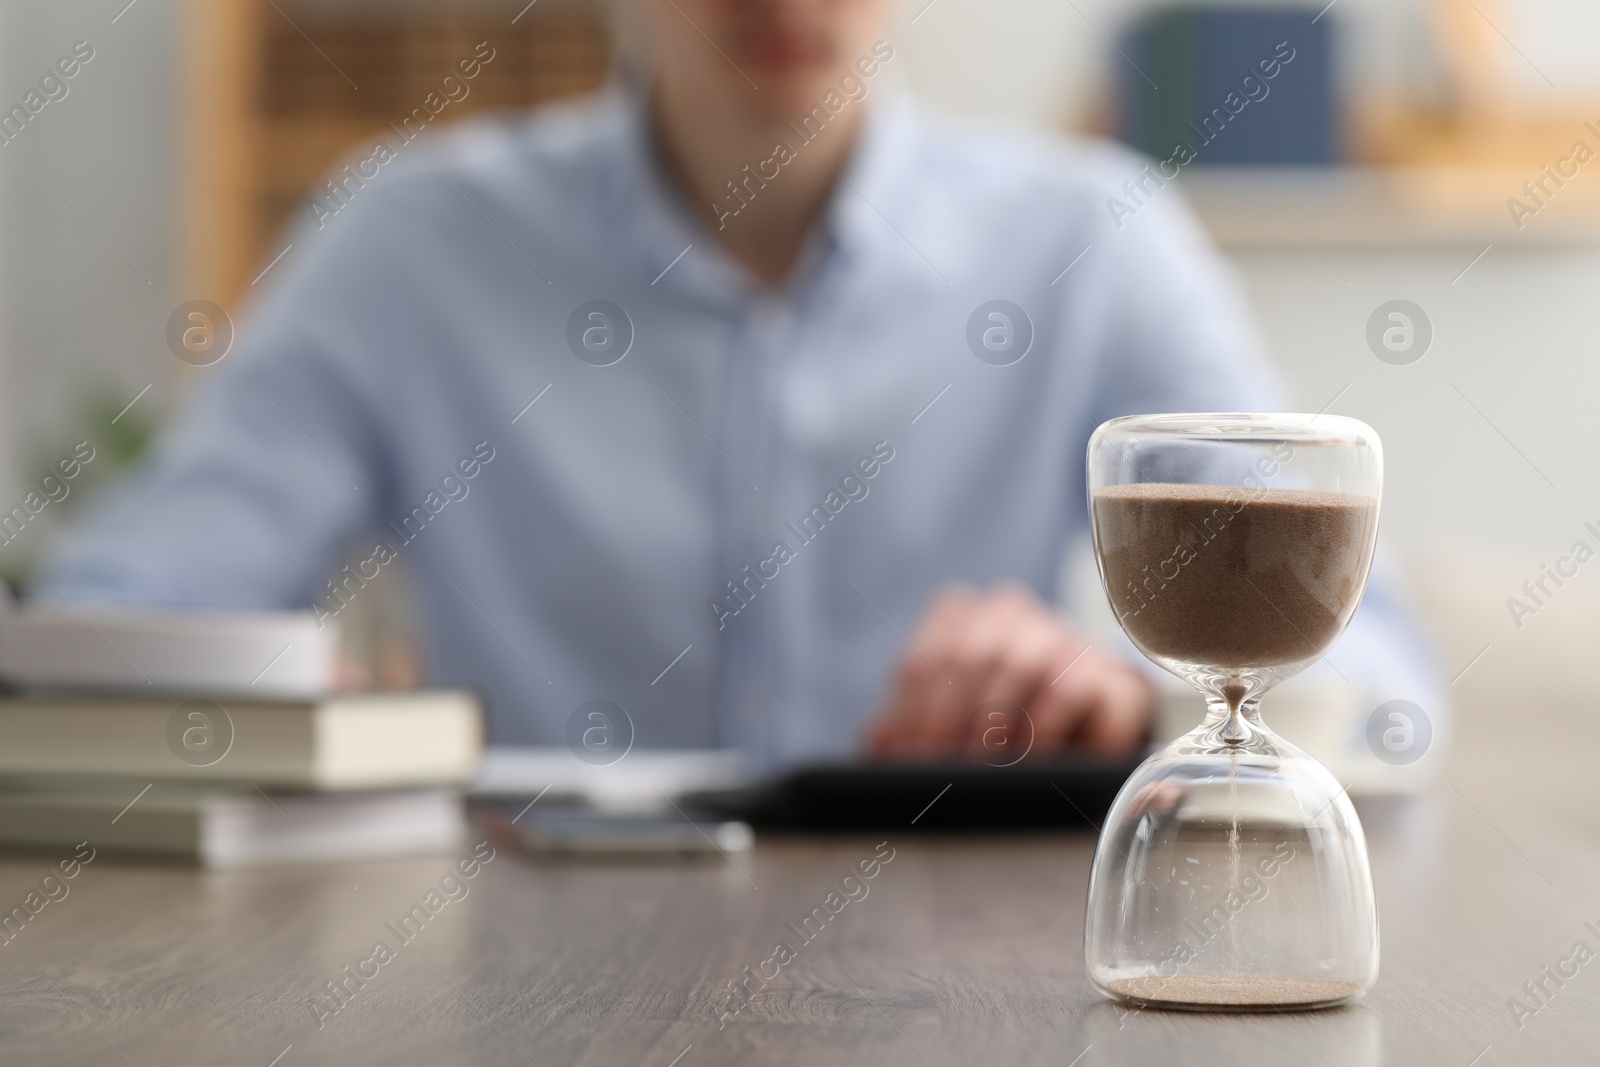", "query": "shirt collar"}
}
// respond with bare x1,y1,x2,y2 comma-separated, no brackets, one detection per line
813,83,917,265
606,79,919,310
